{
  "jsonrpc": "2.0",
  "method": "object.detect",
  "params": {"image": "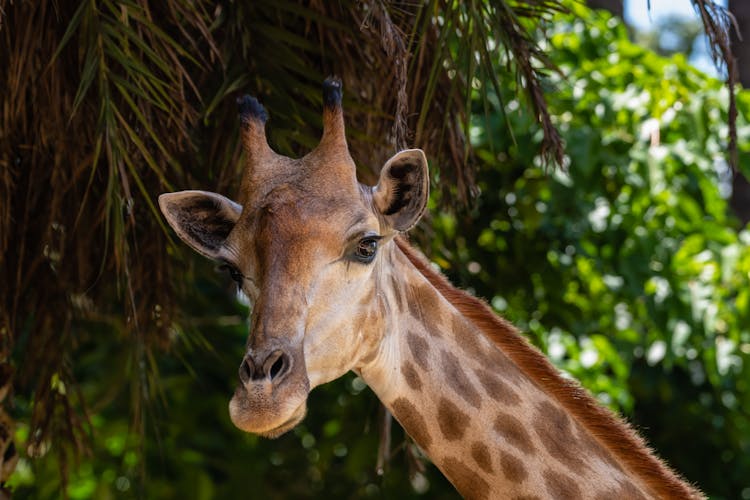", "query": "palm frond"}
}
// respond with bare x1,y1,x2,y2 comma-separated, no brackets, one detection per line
691,0,739,169
0,0,213,478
